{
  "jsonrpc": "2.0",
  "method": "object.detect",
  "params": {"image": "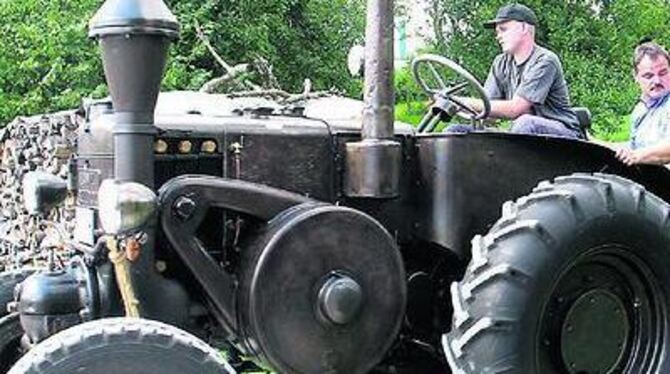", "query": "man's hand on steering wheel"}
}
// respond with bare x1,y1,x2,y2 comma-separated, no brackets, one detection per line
411,54,491,133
